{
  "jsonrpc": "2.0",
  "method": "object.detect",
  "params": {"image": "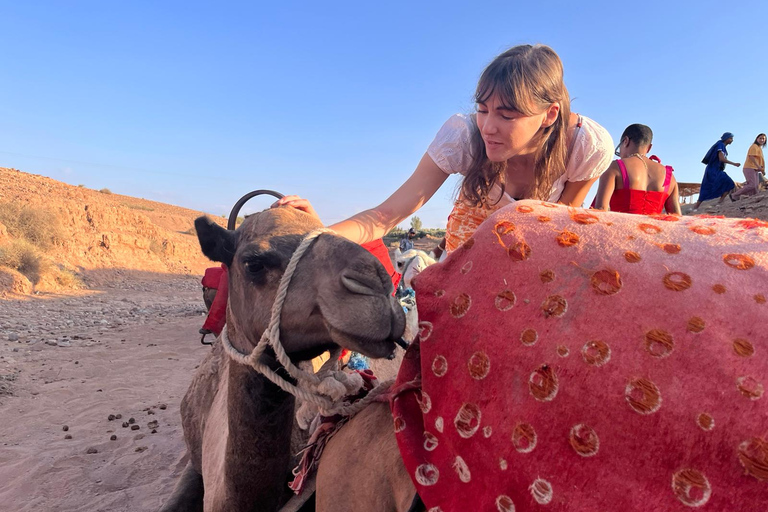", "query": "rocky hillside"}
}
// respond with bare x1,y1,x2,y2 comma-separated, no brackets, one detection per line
681,187,768,219
0,167,223,295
